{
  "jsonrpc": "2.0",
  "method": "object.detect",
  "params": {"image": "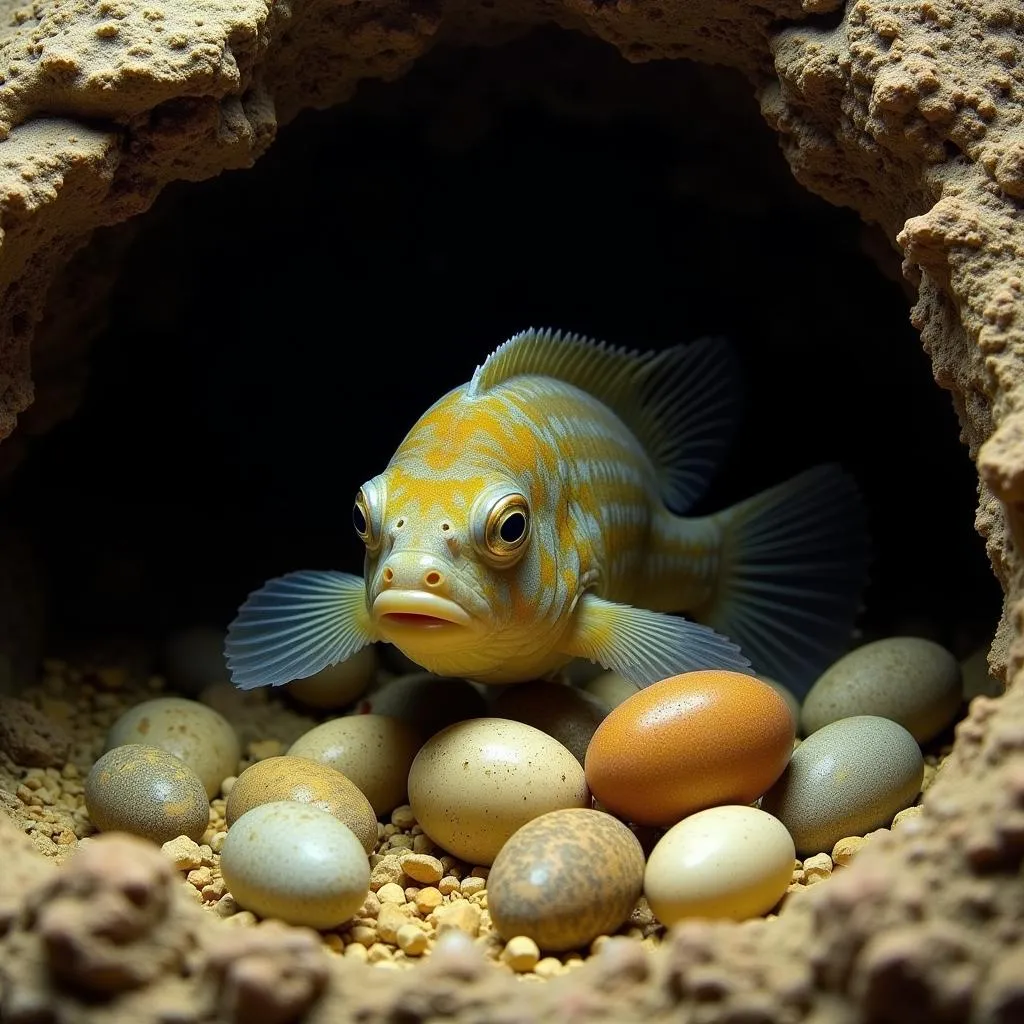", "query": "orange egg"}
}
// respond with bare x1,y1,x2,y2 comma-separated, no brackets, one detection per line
583,671,796,827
